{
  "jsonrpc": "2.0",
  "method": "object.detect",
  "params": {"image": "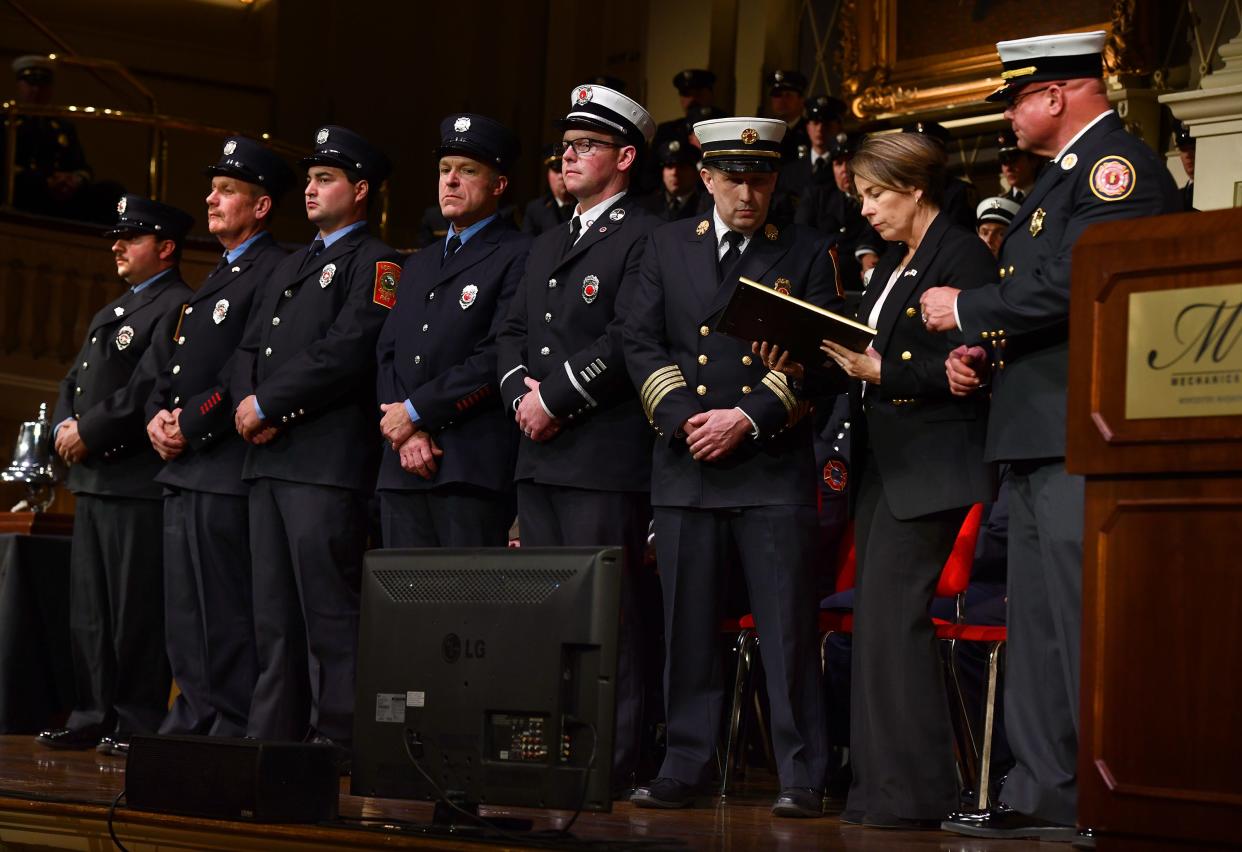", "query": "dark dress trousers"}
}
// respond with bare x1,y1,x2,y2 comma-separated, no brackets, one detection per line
844,213,995,822
521,194,573,237
232,225,402,746
375,218,530,547
954,111,1180,825
143,233,287,737
52,268,192,736
495,195,657,785
624,213,841,790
